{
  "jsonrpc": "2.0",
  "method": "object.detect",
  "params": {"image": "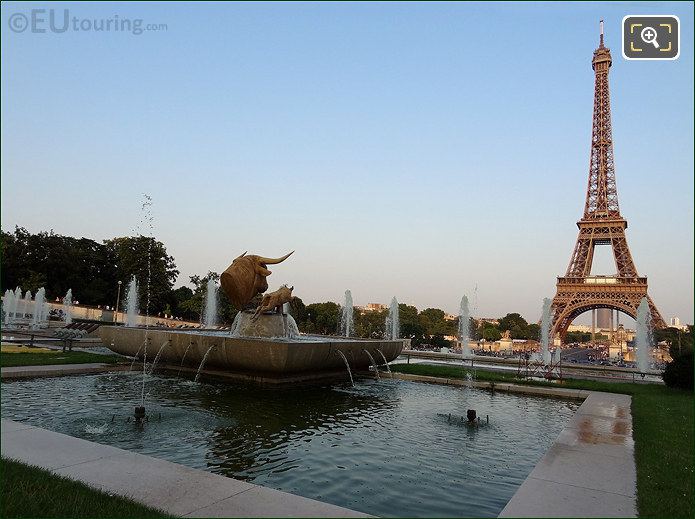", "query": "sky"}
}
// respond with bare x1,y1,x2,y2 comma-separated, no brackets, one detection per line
1,1,693,324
